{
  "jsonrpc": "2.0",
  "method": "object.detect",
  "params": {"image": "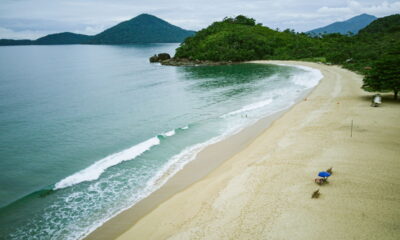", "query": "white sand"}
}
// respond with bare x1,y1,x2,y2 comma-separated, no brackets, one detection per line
113,61,400,240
